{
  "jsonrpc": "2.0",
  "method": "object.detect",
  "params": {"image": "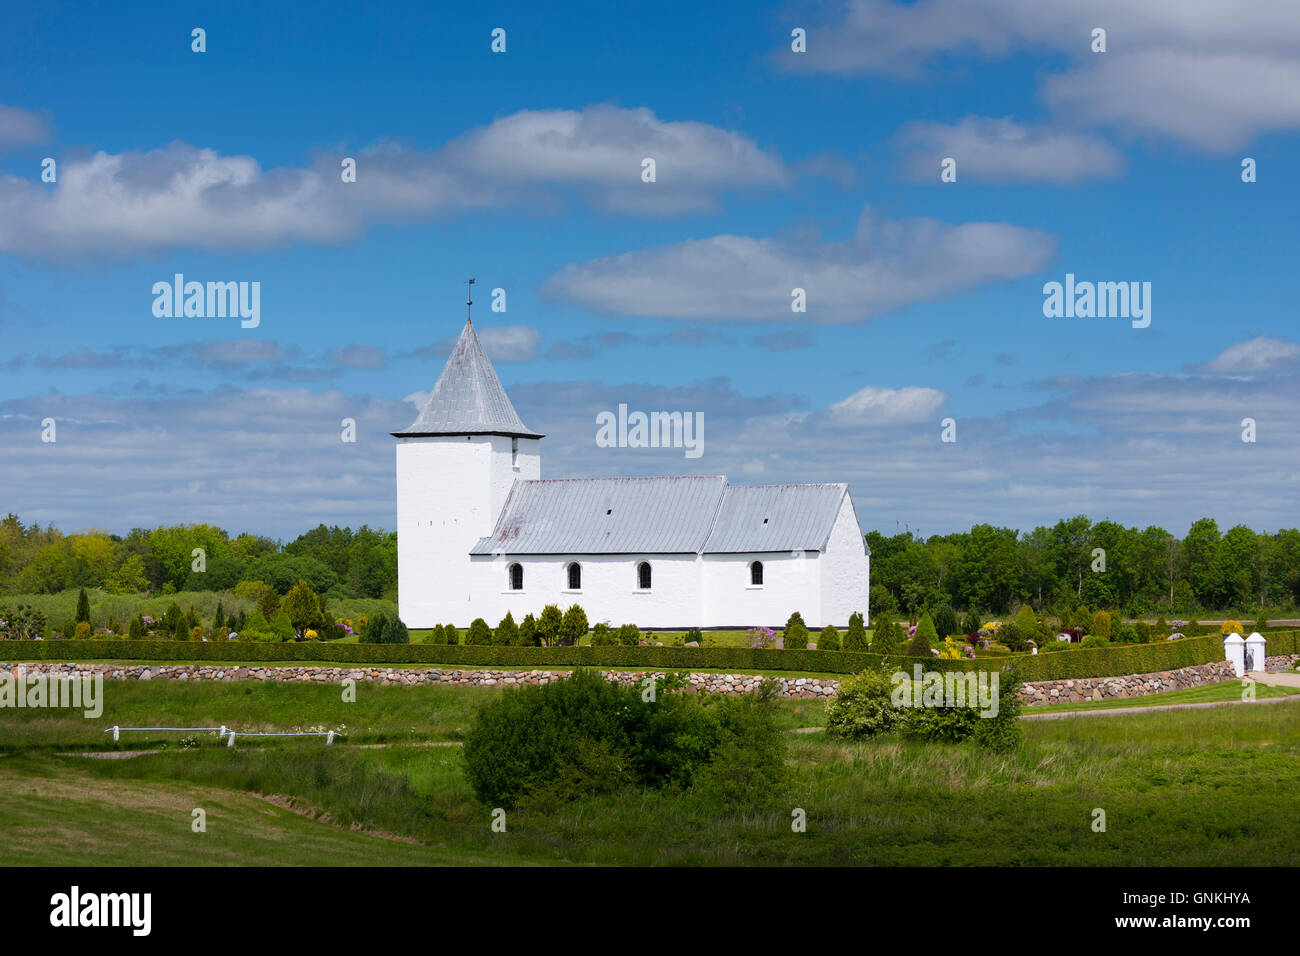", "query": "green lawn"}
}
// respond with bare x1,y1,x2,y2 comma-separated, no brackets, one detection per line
2,679,1297,865
1029,679,1300,713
